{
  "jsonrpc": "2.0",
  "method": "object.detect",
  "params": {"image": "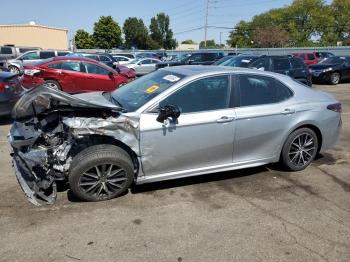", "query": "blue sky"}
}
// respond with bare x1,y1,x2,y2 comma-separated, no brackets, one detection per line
0,0,332,45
